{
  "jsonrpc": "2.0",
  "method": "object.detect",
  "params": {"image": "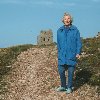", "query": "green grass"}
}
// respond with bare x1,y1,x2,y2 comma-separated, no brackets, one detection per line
75,36,100,93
